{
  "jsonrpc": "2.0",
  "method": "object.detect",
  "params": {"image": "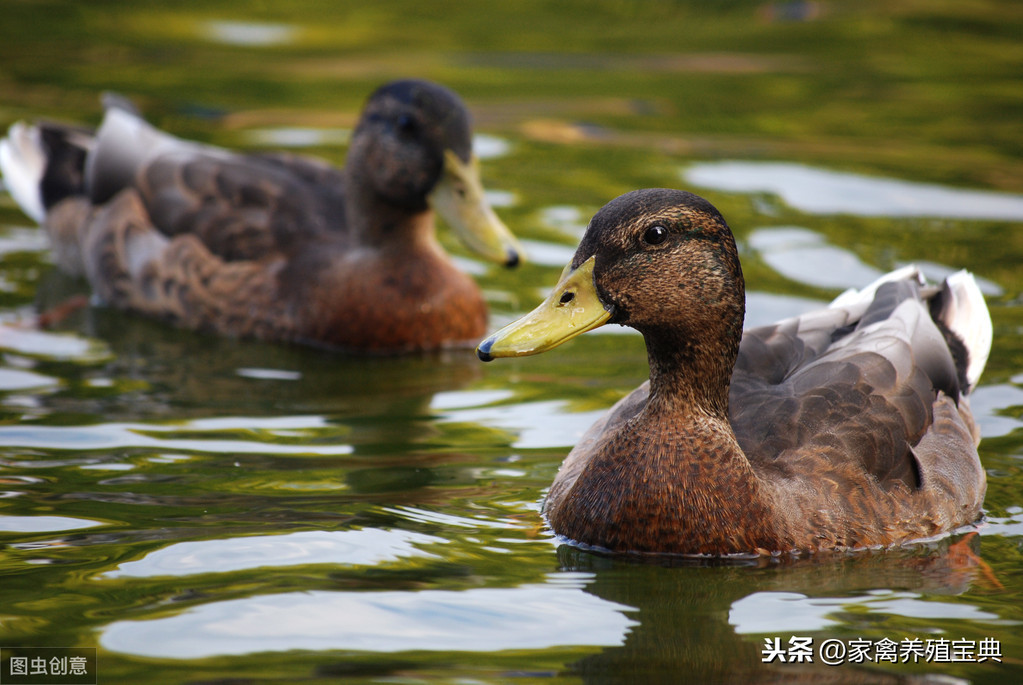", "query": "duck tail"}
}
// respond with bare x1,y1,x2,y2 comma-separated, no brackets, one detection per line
0,92,149,224
0,94,193,227
1,117,96,224
0,121,48,223
933,270,992,392
86,104,173,205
